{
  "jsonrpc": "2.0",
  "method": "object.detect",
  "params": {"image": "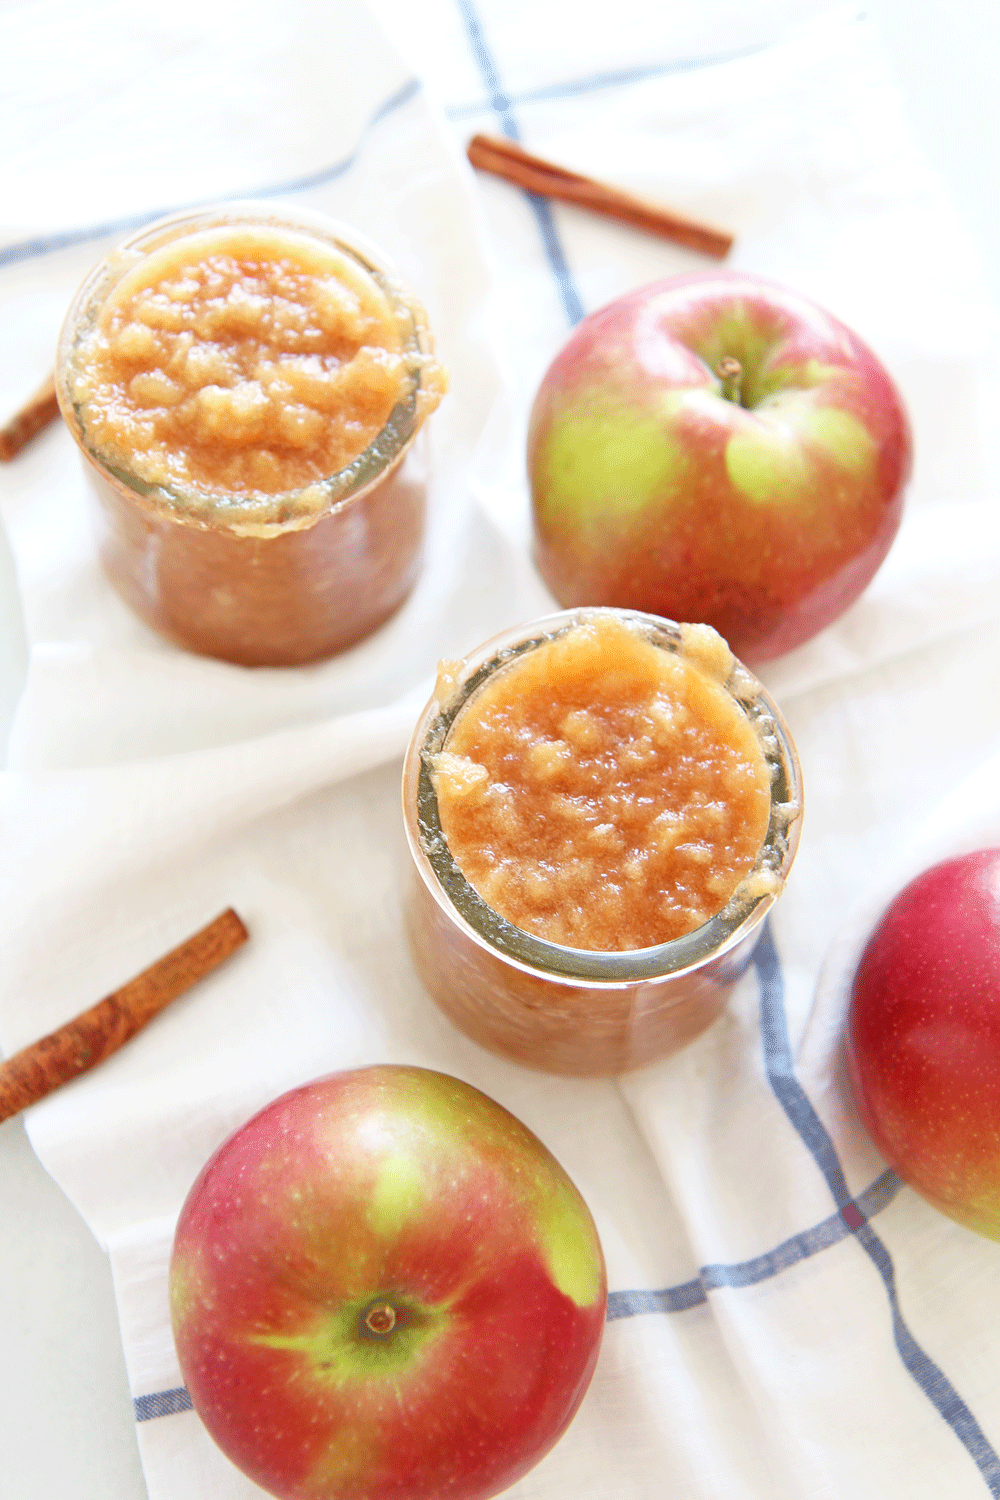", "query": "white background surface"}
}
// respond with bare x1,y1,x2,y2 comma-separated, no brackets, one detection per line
1,3,998,1497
